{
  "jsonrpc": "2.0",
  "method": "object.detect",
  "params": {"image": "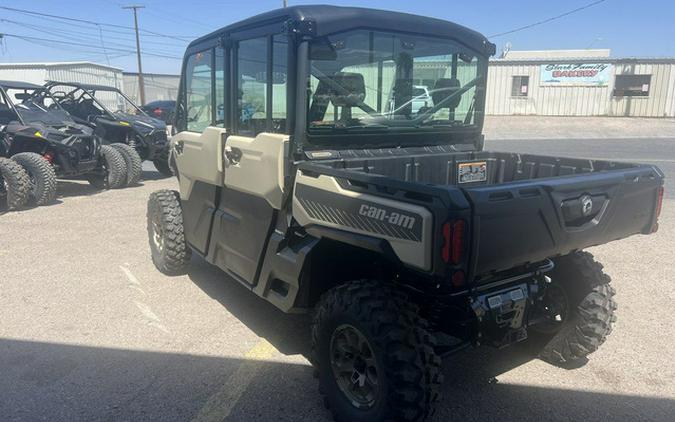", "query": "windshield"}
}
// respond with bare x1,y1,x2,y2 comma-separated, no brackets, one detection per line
89,88,145,116
307,30,483,135
4,88,76,126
